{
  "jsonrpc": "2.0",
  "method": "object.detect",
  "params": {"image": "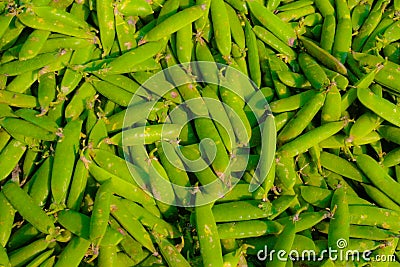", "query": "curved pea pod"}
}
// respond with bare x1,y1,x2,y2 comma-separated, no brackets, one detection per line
115,13,137,53
356,154,400,206
321,85,341,123
328,186,350,257
0,192,15,247
0,90,38,108
0,118,56,141
3,182,55,234
253,26,297,61
116,0,153,16
212,200,273,222
266,195,298,220
18,30,50,61
278,211,329,233
301,37,348,77
270,90,318,113
101,41,162,74
8,238,52,267
275,71,311,89
0,139,26,181
17,12,94,39
91,79,133,107
53,236,90,267
362,183,400,212
246,0,296,47
110,196,156,253
14,109,59,134
151,232,190,267
37,72,56,114
278,92,326,144
25,249,54,267
277,5,316,22
265,221,295,267
96,0,115,56
320,152,369,183
378,125,400,145
209,0,231,57
28,157,52,207
332,18,352,63
383,43,400,64
176,23,193,64
244,21,261,87
349,204,400,230
110,124,181,146
60,46,95,96
118,197,180,238
225,3,245,49
298,52,330,90
195,193,224,267
382,147,400,168
0,246,10,267
0,52,59,76
358,87,400,127
90,181,112,246
51,119,82,205
65,82,97,121
143,5,205,42
278,121,345,158
348,112,383,141
275,155,297,194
